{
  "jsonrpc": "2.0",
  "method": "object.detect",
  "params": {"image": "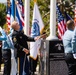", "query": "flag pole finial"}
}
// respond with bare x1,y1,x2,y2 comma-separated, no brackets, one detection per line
75,1,76,7
34,0,37,3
